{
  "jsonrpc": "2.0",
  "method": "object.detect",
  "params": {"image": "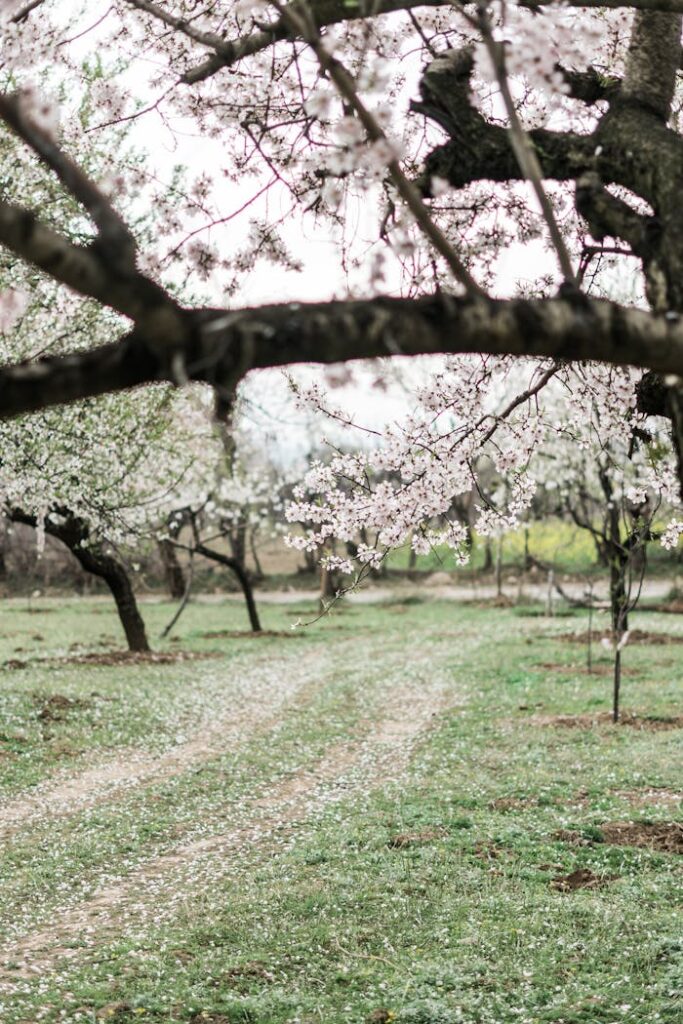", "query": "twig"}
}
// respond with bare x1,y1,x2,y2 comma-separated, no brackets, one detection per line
271,0,485,296
160,550,194,638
